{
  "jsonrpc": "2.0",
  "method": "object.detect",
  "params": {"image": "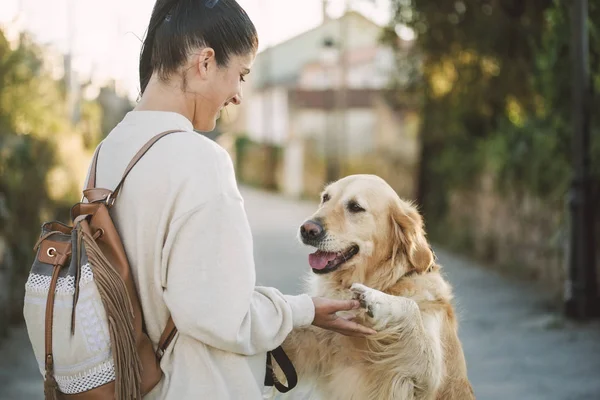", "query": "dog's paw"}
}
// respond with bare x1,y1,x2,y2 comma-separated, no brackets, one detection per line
351,284,420,330
351,283,384,320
